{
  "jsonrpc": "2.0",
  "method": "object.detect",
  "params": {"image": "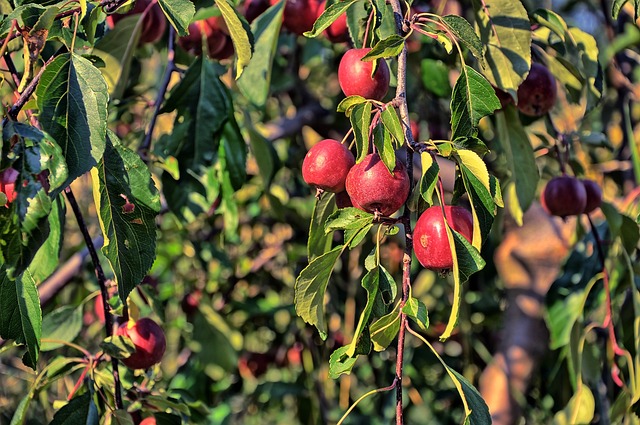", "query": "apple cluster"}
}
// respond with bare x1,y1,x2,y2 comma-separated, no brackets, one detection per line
178,16,234,60
541,175,602,218
302,139,410,217
302,141,474,272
